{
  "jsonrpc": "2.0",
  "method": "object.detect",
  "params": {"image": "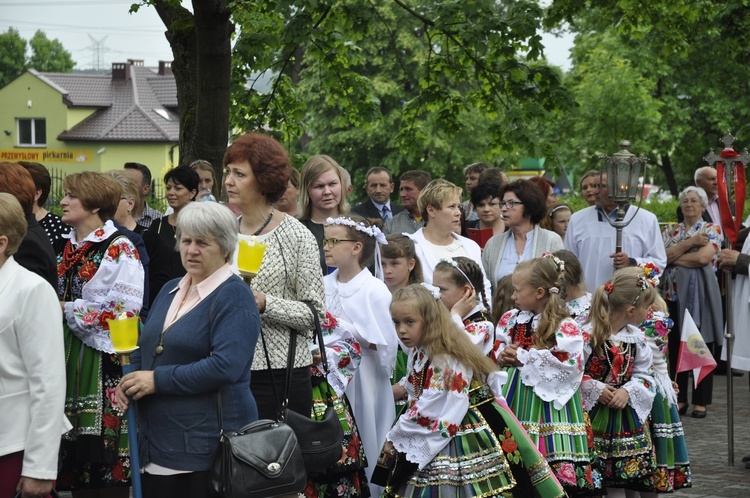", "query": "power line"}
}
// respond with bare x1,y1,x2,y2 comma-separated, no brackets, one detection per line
3,1,133,6
0,18,164,32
